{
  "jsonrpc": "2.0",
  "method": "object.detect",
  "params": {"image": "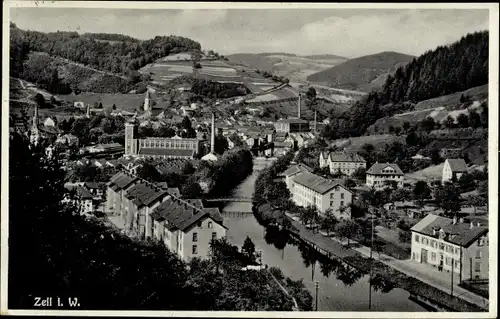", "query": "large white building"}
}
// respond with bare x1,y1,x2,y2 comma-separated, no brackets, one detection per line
442,158,468,184
411,214,489,282
366,162,404,189
319,151,366,176
106,171,226,260
291,171,353,219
